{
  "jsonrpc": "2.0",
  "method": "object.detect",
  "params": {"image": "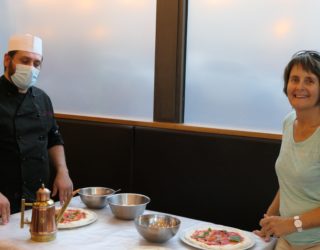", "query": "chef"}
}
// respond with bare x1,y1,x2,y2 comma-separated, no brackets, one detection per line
0,34,73,224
